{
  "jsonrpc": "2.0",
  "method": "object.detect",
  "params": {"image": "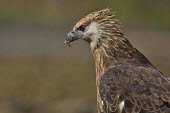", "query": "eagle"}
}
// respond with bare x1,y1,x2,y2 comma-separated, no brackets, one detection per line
65,9,170,113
